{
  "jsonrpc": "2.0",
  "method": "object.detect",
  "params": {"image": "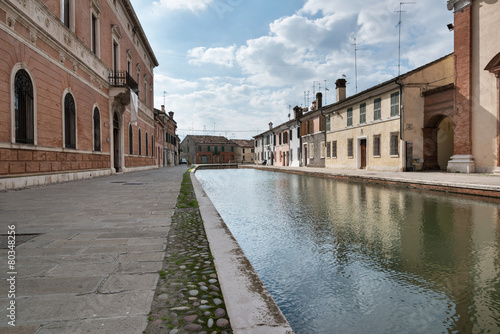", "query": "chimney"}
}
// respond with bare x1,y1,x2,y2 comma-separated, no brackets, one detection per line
293,106,303,119
168,111,174,119
161,105,166,113
269,122,273,130
336,79,347,102
316,92,323,109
